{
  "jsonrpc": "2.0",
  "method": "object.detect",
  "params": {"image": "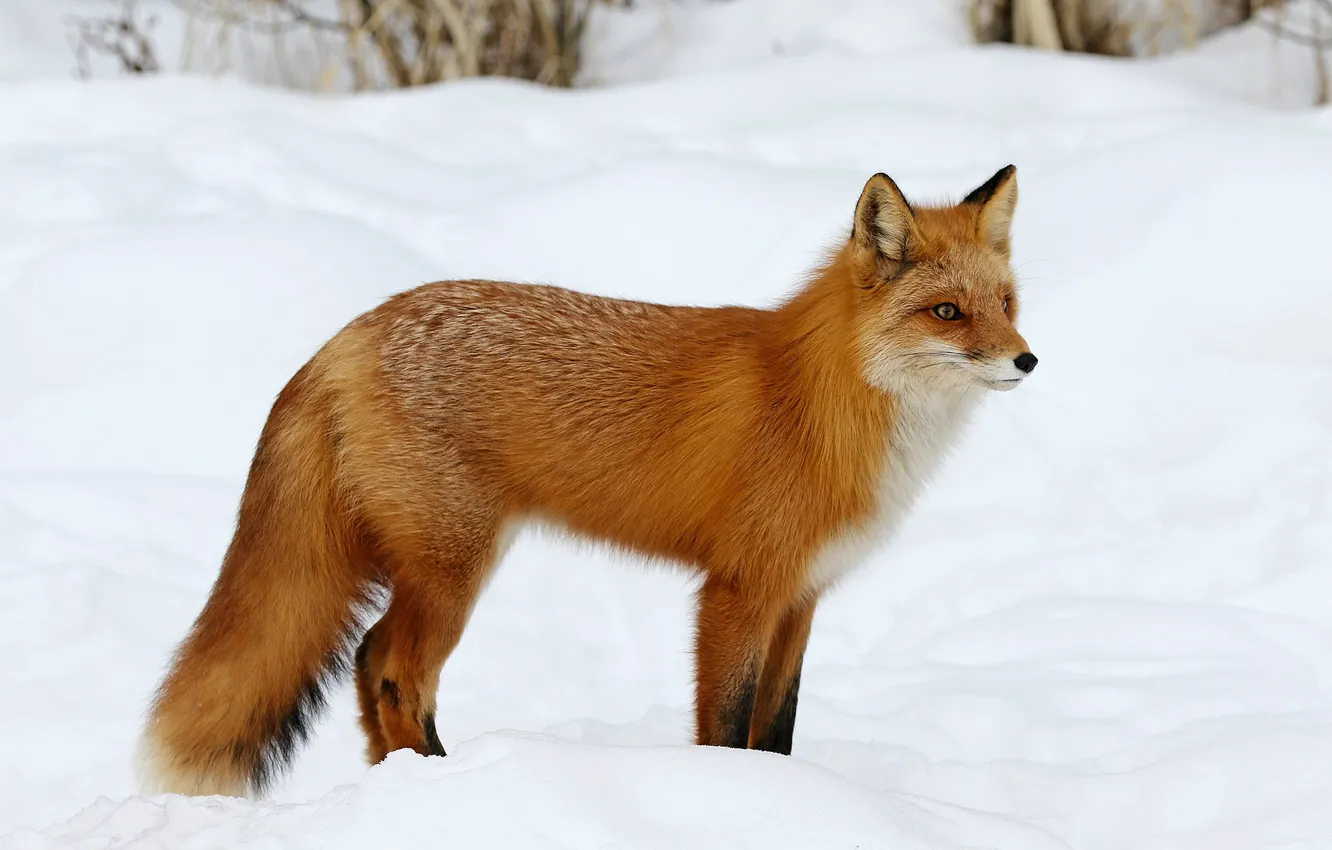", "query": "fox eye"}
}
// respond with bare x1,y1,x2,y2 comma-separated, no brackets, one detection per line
1002,296,1012,313
932,302,961,321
